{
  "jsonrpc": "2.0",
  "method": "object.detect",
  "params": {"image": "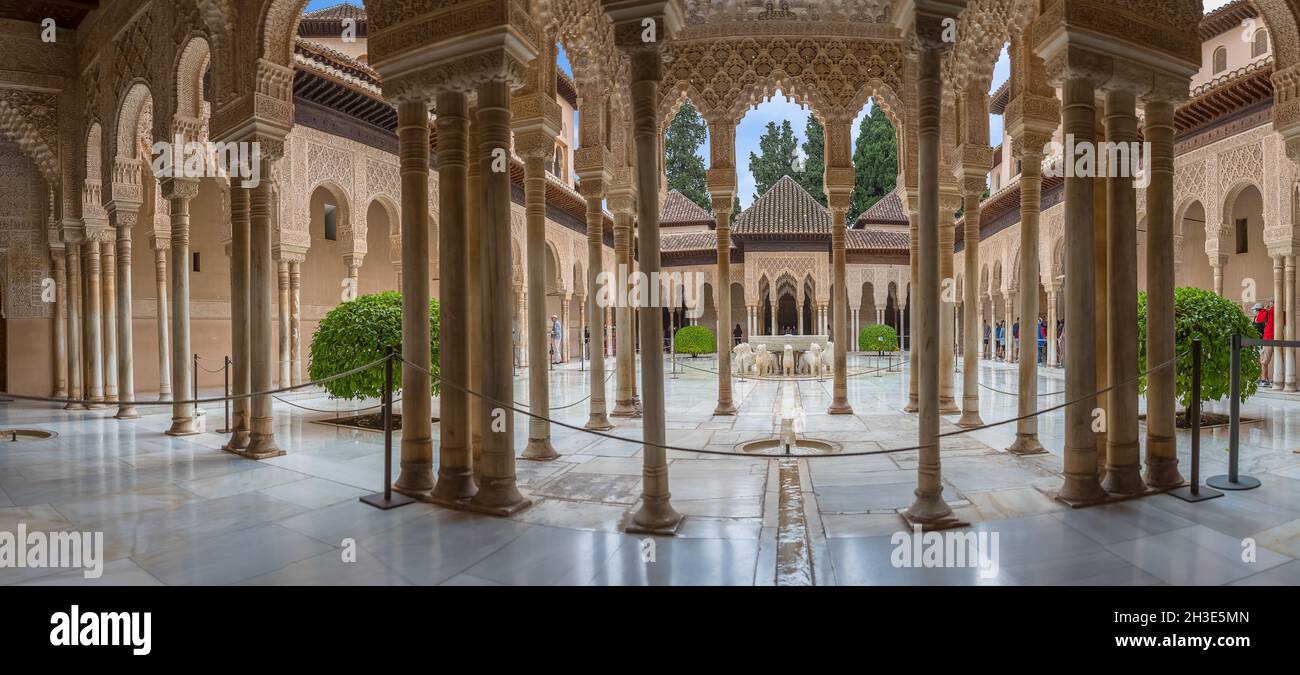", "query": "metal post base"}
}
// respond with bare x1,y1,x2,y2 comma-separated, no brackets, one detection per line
359,491,416,510
1167,485,1224,503
1205,474,1261,491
